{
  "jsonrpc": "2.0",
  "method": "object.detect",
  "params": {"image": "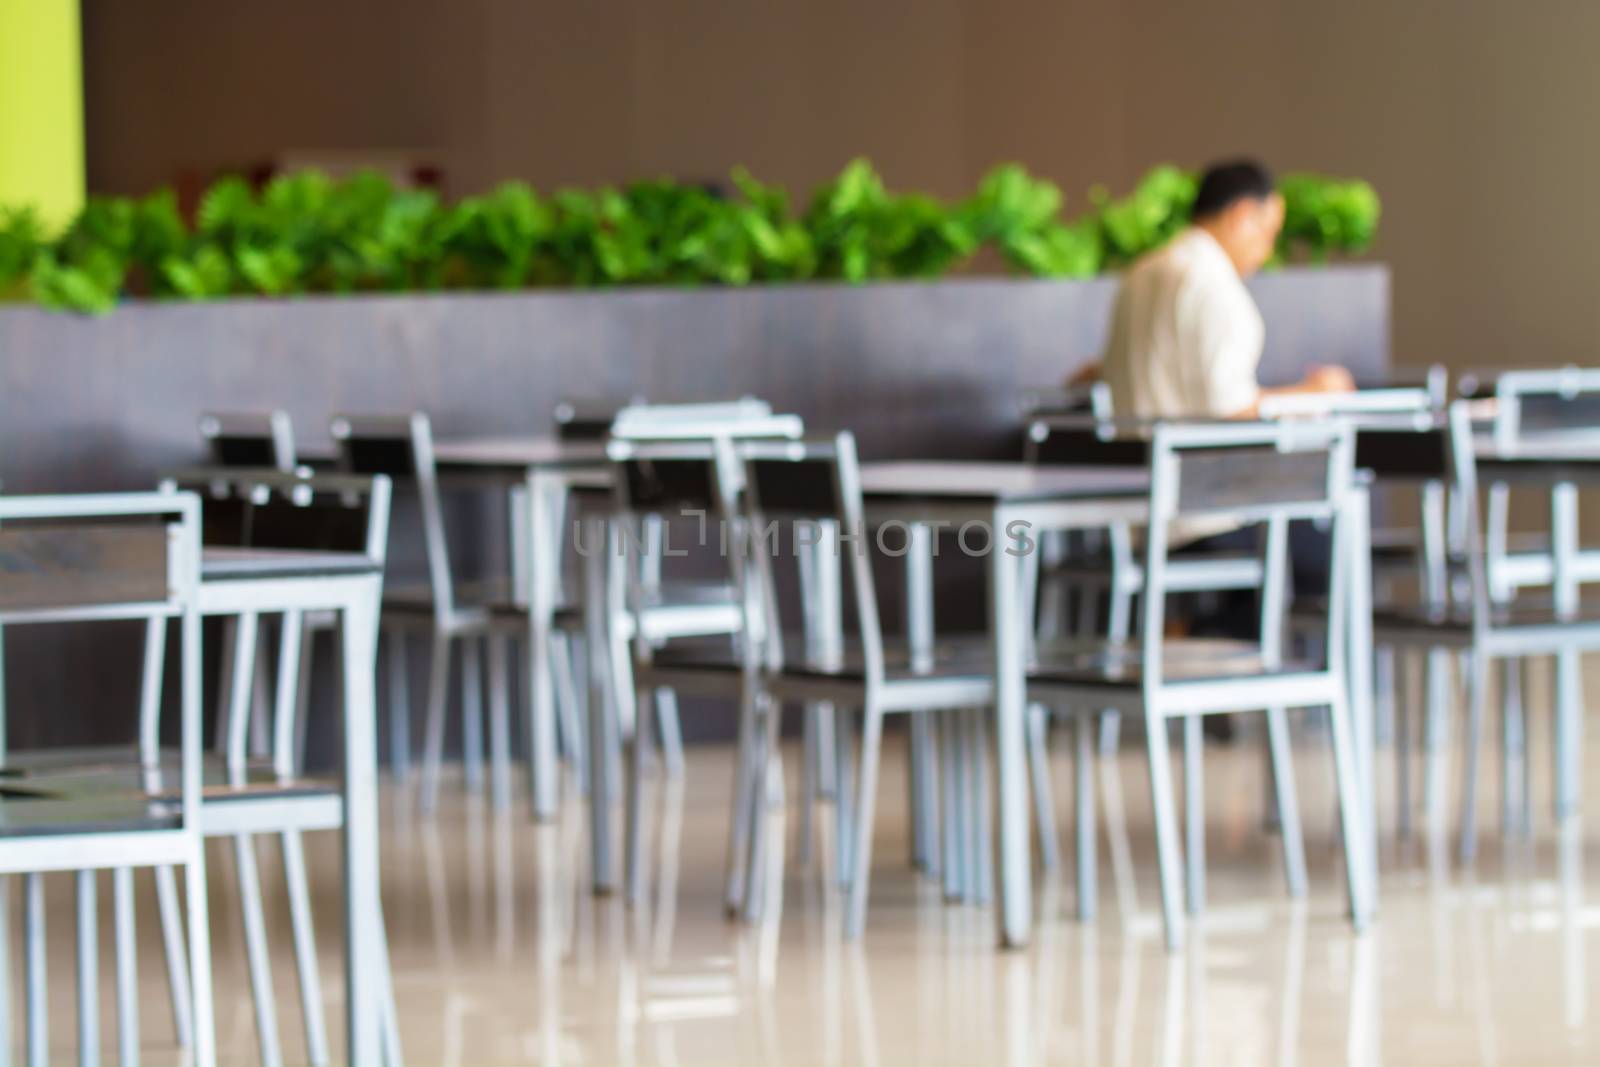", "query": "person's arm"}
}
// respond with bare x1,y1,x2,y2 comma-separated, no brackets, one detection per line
1186,279,1354,419
1065,360,1101,387
1229,366,1356,419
